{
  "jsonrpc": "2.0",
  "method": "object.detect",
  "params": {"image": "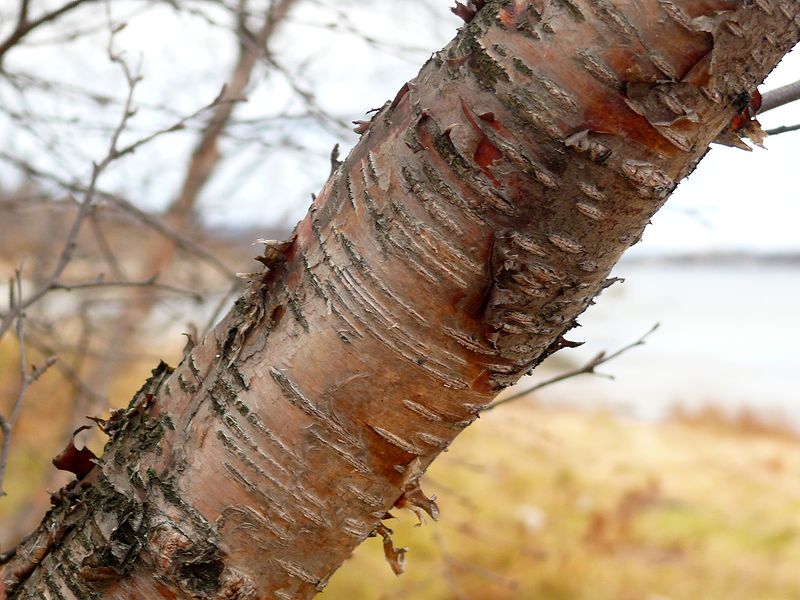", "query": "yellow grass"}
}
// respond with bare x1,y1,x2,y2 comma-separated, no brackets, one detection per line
323,402,800,599
3,343,800,598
